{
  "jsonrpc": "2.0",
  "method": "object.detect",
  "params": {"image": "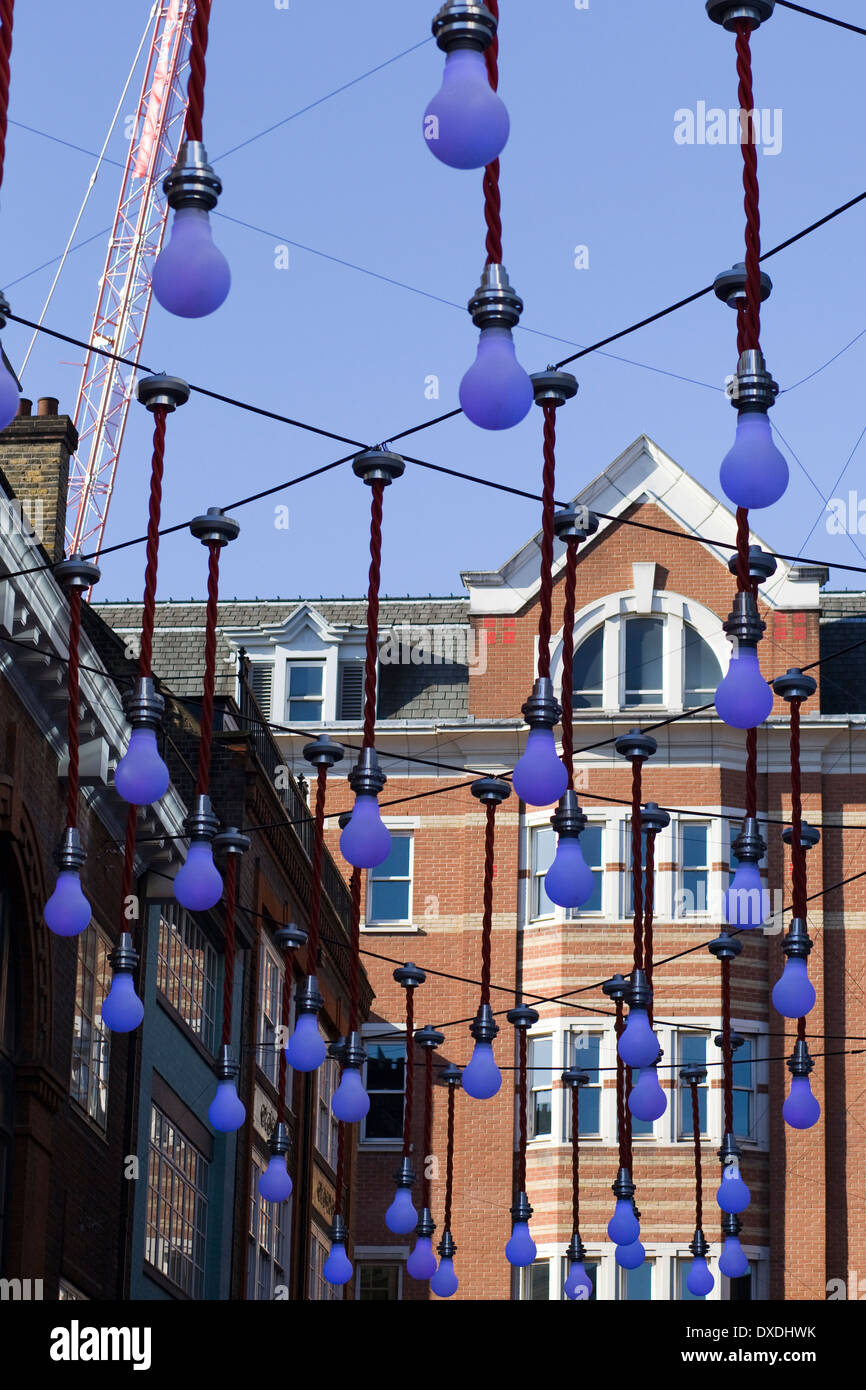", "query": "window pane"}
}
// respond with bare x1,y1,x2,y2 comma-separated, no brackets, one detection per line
289,699,322,721
571,824,604,914
624,617,663,704
573,628,603,708
681,824,708,867
733,1090,751,1136
358,1265,400,1301
629,1072,654,1136
372,834,411,880
580,1263,598,1301
366,1093,404,1139
679,1259,703,1301
533,1093,552,1137
533,827,556,875
366,1043,404,1091
290,666,323,696
370,880,411,922
578,1088,600,1135
622,1262,653,1299
732,1037,753,1088
523,1261,550,1300
684,626,722,705
530,1036,553,1084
